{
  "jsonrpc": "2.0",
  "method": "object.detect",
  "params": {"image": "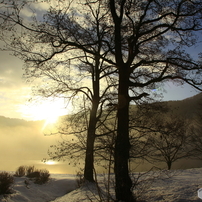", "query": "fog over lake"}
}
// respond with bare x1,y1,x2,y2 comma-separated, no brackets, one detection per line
0,116,77,174
1,92,202,175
